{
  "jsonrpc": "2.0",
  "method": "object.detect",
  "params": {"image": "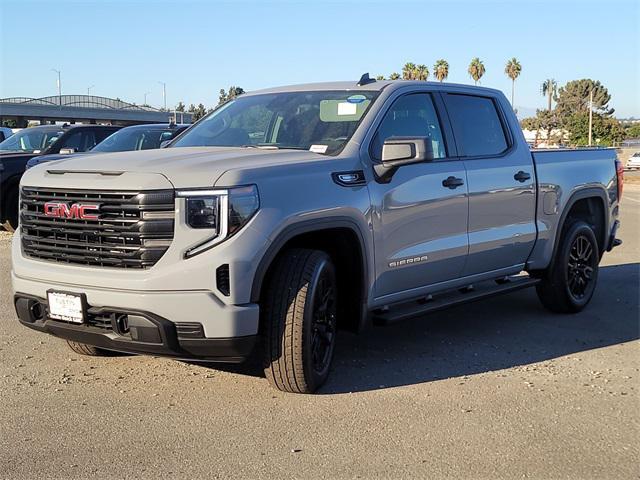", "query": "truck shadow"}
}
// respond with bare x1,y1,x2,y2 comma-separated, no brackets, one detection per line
322,262,639,394
203,263,639,393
